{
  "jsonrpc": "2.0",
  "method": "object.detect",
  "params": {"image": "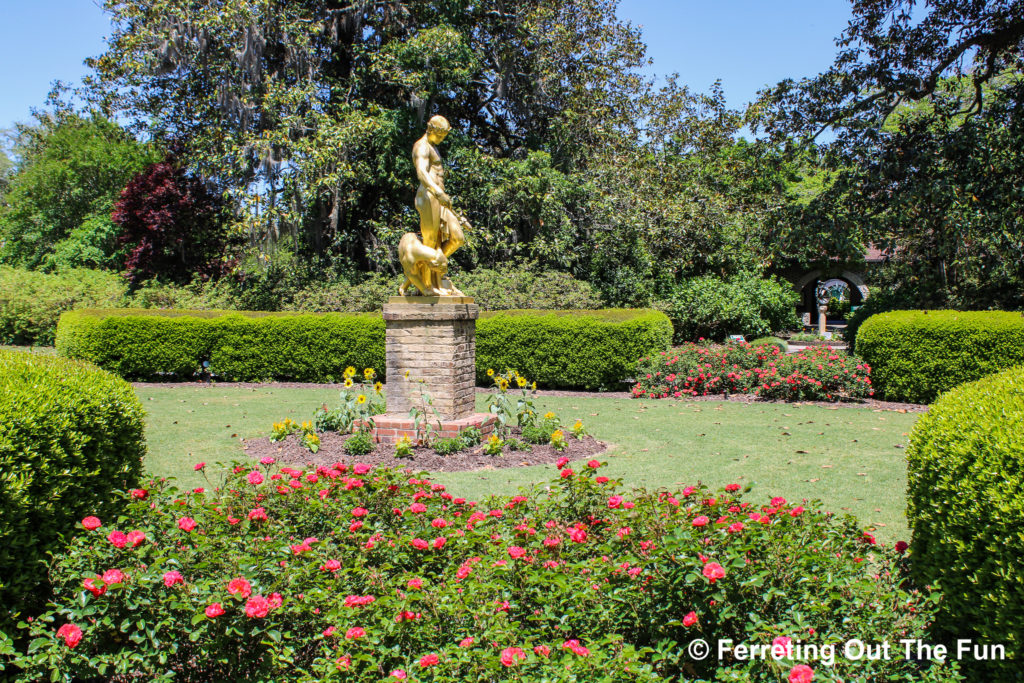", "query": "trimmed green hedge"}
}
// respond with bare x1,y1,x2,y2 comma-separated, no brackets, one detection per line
477,309,672,390
906,366,1024,678
0,350,145,624
57,308,672,388
856,310,1024,403
56,309,386,382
